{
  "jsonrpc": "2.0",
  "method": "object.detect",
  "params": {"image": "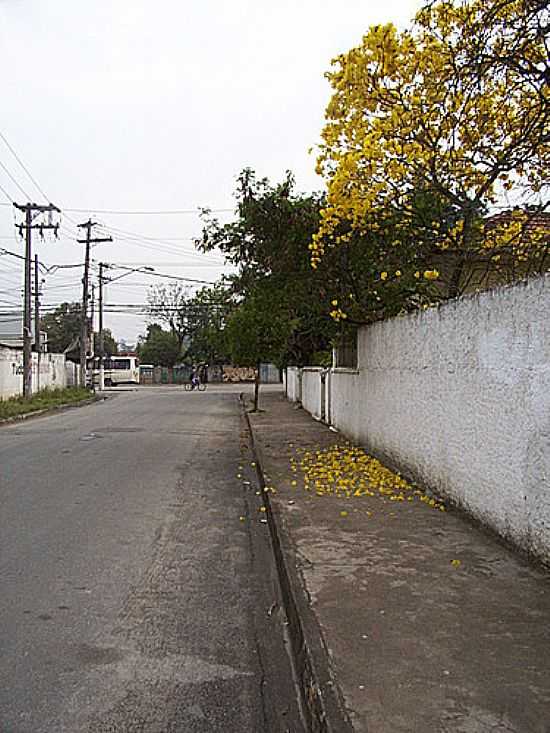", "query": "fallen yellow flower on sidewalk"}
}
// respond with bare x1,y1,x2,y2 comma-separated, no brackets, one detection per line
293,442,446,512
451,559,461,567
